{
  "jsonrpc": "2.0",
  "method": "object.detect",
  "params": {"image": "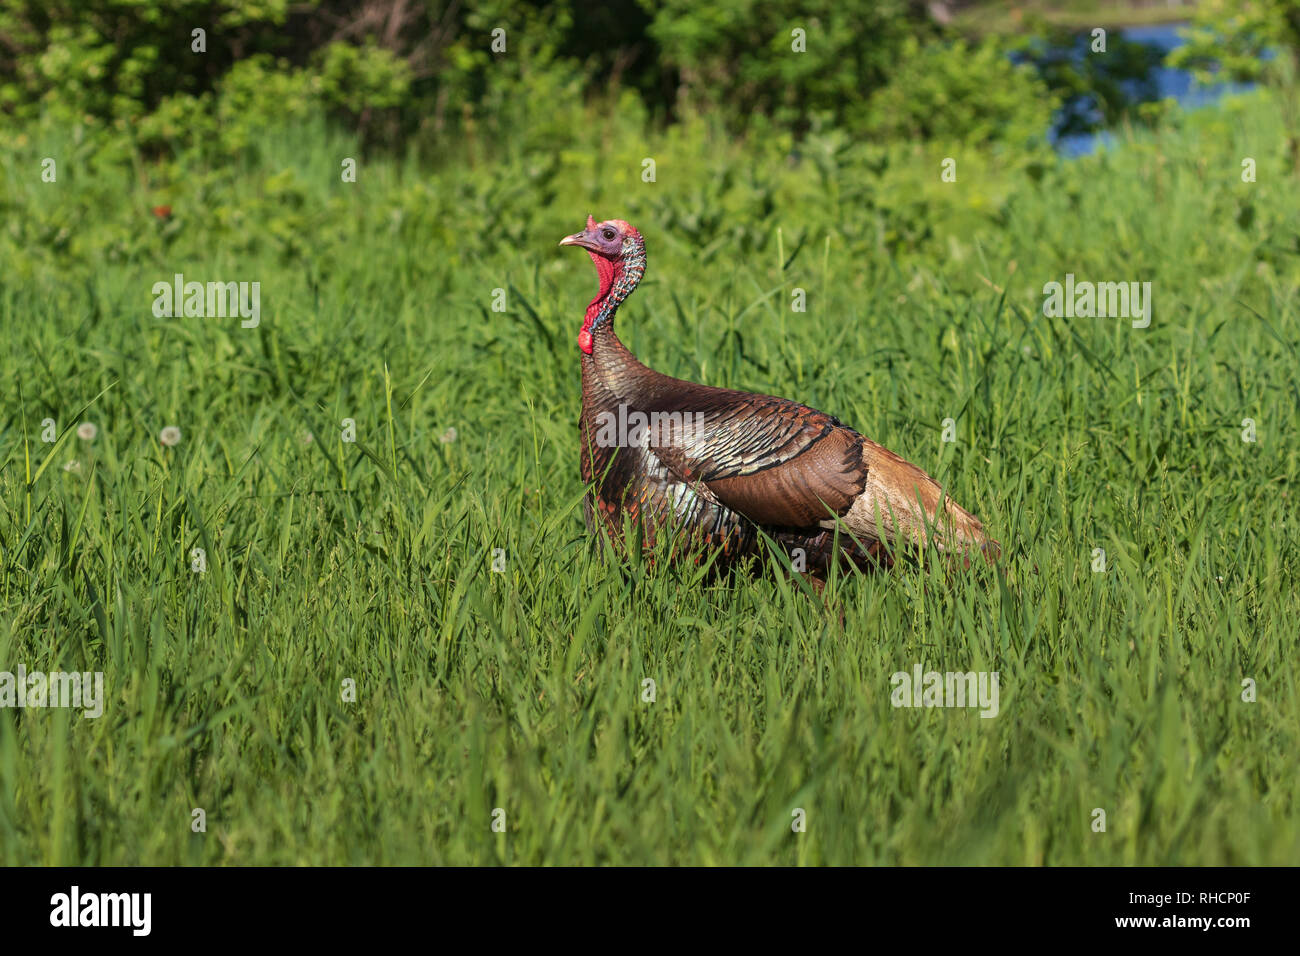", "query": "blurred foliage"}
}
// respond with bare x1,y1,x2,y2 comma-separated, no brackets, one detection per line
5,75,1293,301
0,0,1289,164
865,36,1057,149
1168,0,1300,166
0,0,413,148
0,0,1062,154
0,0,293,121
1009,25,1166,138
0,1,1291,285
1169,0,1299,83
640,0,932,132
